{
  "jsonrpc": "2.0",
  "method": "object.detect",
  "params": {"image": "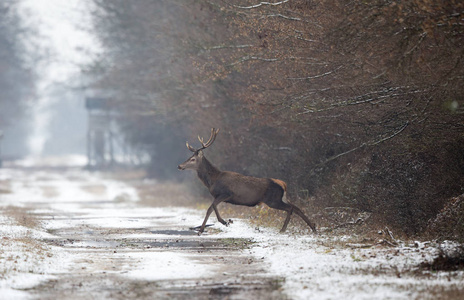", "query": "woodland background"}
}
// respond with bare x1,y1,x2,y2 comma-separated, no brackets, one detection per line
1,0,463,239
